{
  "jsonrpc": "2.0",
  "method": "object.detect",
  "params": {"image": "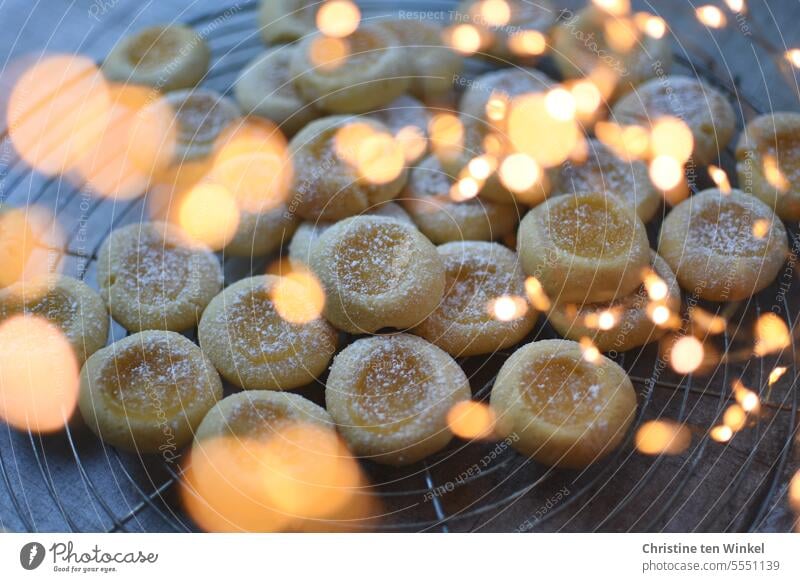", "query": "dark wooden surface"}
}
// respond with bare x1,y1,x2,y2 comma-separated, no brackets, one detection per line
0,0,798,533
